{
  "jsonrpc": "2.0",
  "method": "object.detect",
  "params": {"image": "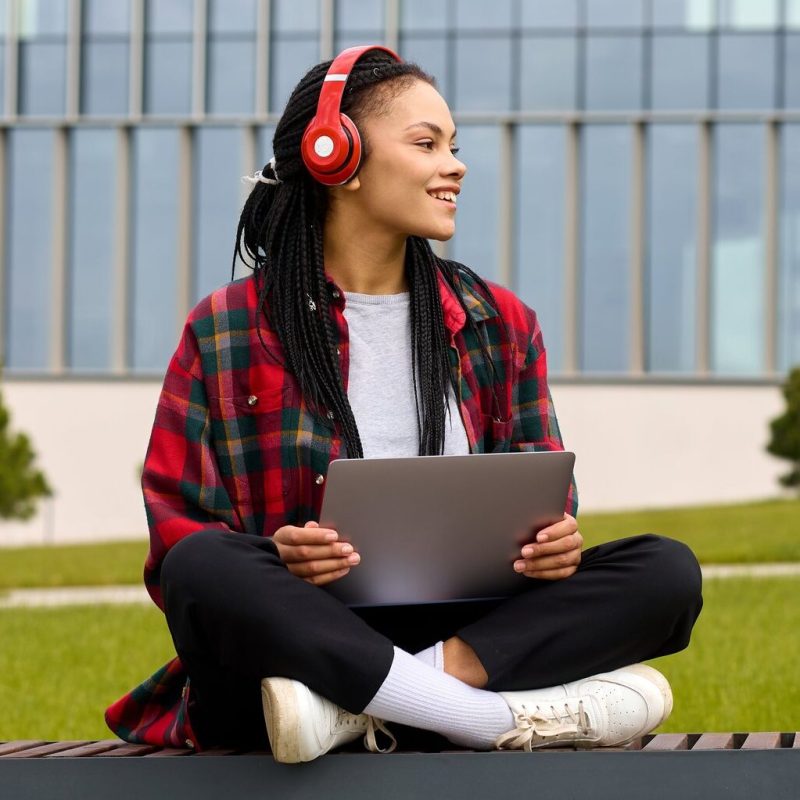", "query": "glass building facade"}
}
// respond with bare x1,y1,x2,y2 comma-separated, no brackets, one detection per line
1,0,799,379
